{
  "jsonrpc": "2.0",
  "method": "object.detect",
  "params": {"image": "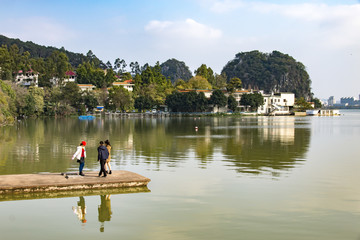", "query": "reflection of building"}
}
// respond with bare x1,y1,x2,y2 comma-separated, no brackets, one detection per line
258,117,295,143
